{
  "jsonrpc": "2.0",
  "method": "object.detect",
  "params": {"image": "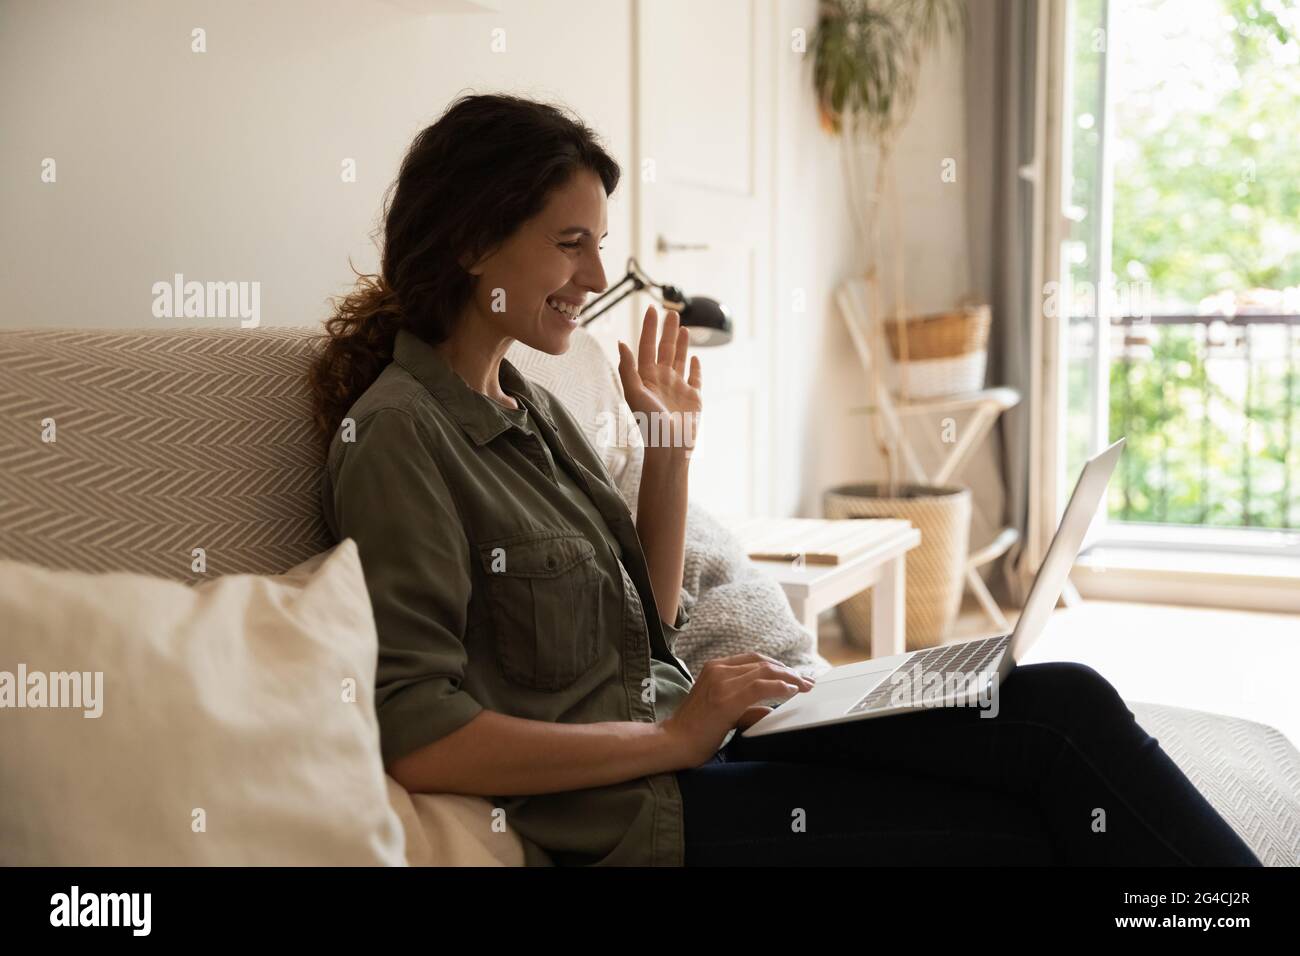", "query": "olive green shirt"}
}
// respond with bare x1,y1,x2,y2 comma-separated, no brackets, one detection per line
493,399,697,727
321,327,697,866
